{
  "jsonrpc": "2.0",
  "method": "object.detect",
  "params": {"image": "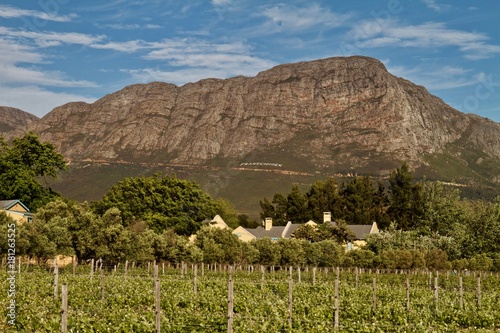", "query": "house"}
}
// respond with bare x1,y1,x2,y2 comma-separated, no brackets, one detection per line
329,220,379,250
0,199,33,224
208,215,229,229
232,212,379,247
232,217,303,242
